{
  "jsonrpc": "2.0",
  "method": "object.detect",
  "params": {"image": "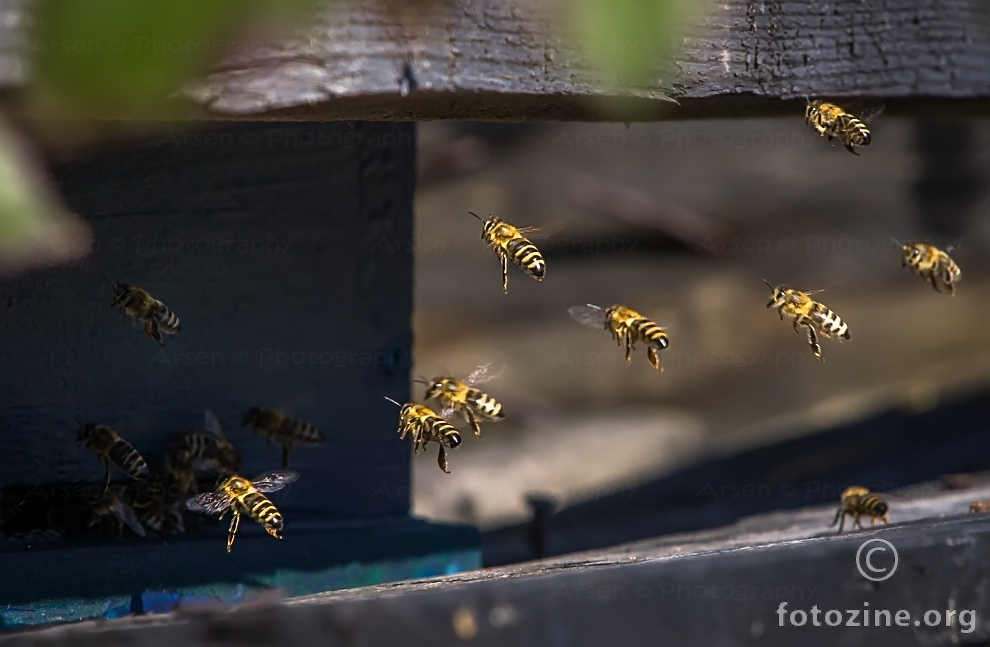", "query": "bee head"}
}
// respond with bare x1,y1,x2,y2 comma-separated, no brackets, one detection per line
415,375,441,400
242,407,261,427
902,243,922,266
764,280,786,308
76,421,96,442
